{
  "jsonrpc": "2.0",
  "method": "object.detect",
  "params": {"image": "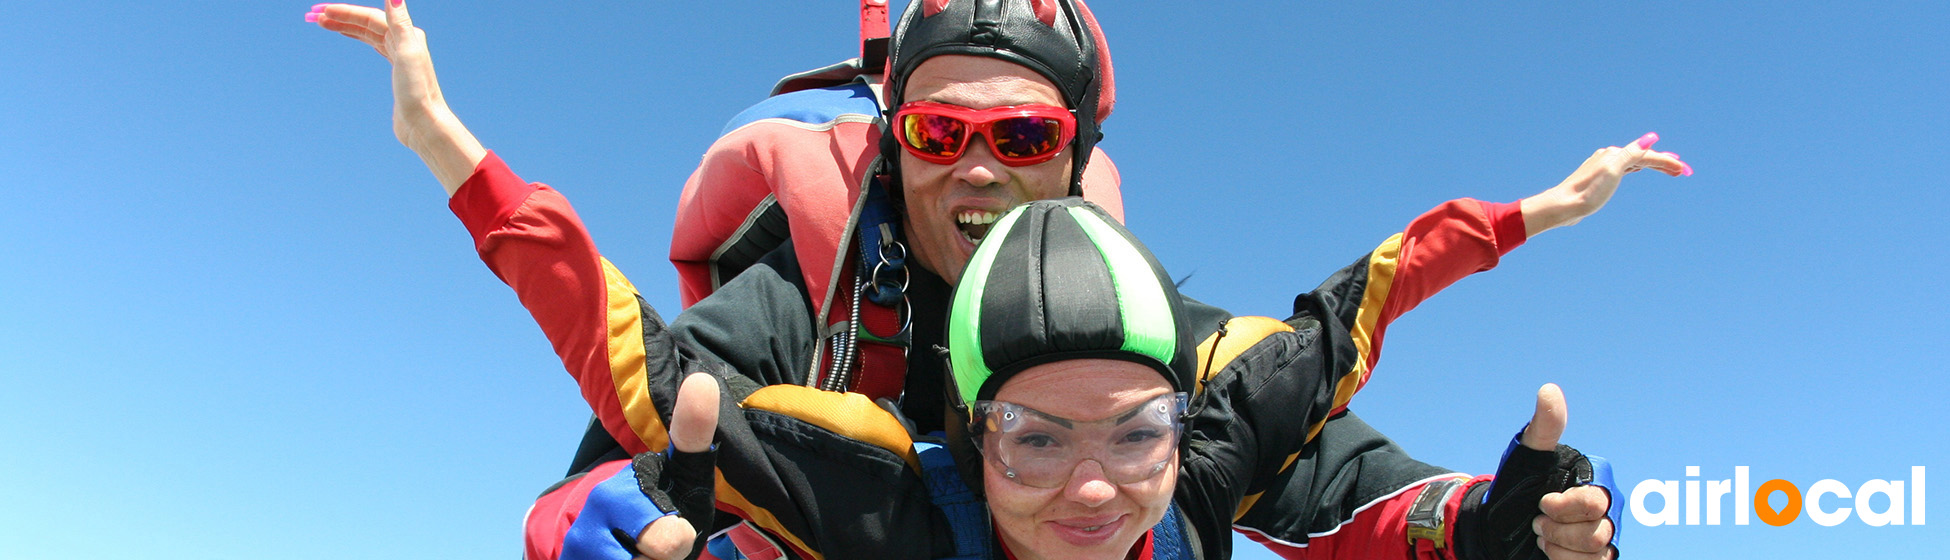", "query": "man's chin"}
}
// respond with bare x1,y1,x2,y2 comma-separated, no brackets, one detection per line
937,245,975,286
